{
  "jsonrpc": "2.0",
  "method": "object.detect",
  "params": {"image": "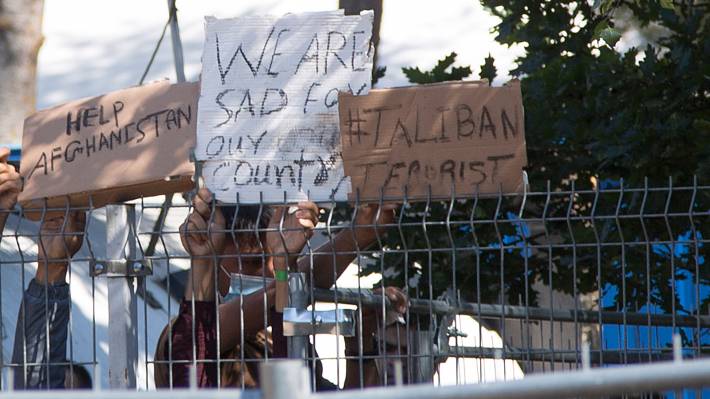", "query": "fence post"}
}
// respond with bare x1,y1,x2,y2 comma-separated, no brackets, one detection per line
261,360,310,399
104,204,138,389
287,272,309,360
